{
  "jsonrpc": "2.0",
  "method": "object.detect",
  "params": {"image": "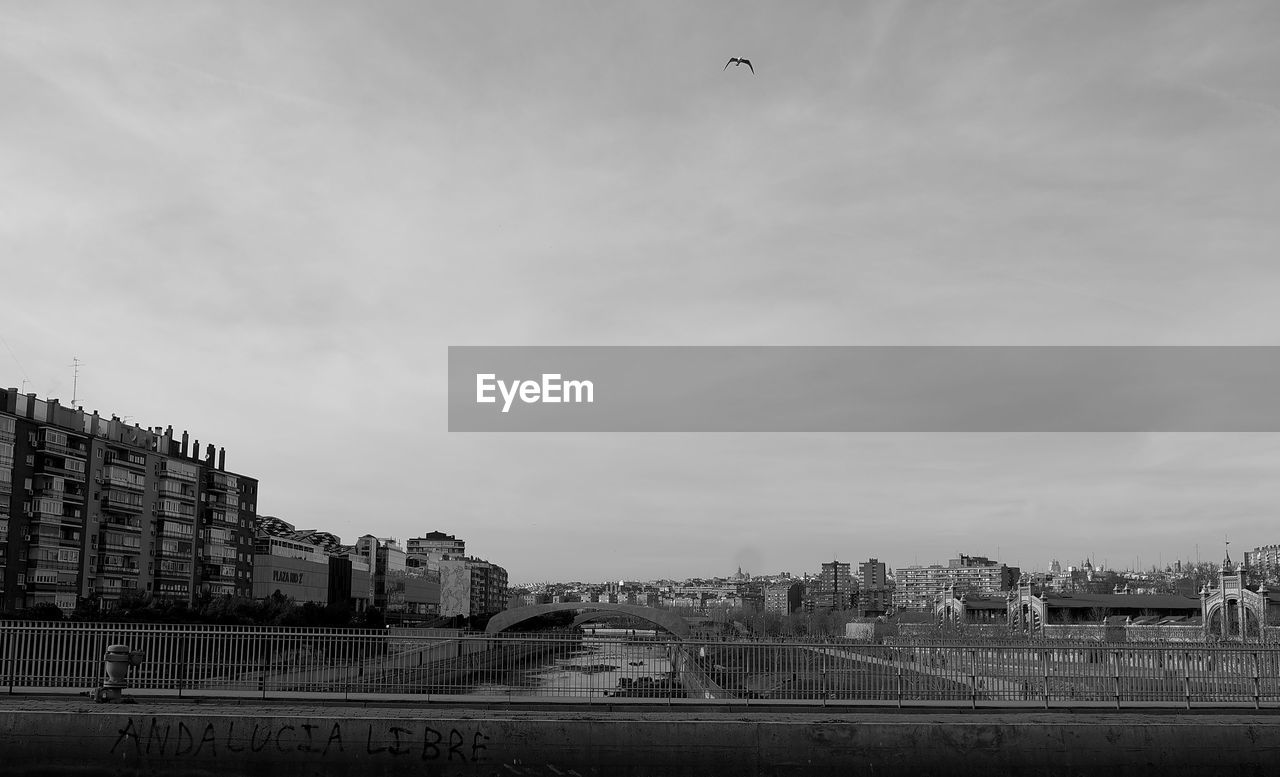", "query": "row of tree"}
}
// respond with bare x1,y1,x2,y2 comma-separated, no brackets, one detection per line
0,592,385,628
